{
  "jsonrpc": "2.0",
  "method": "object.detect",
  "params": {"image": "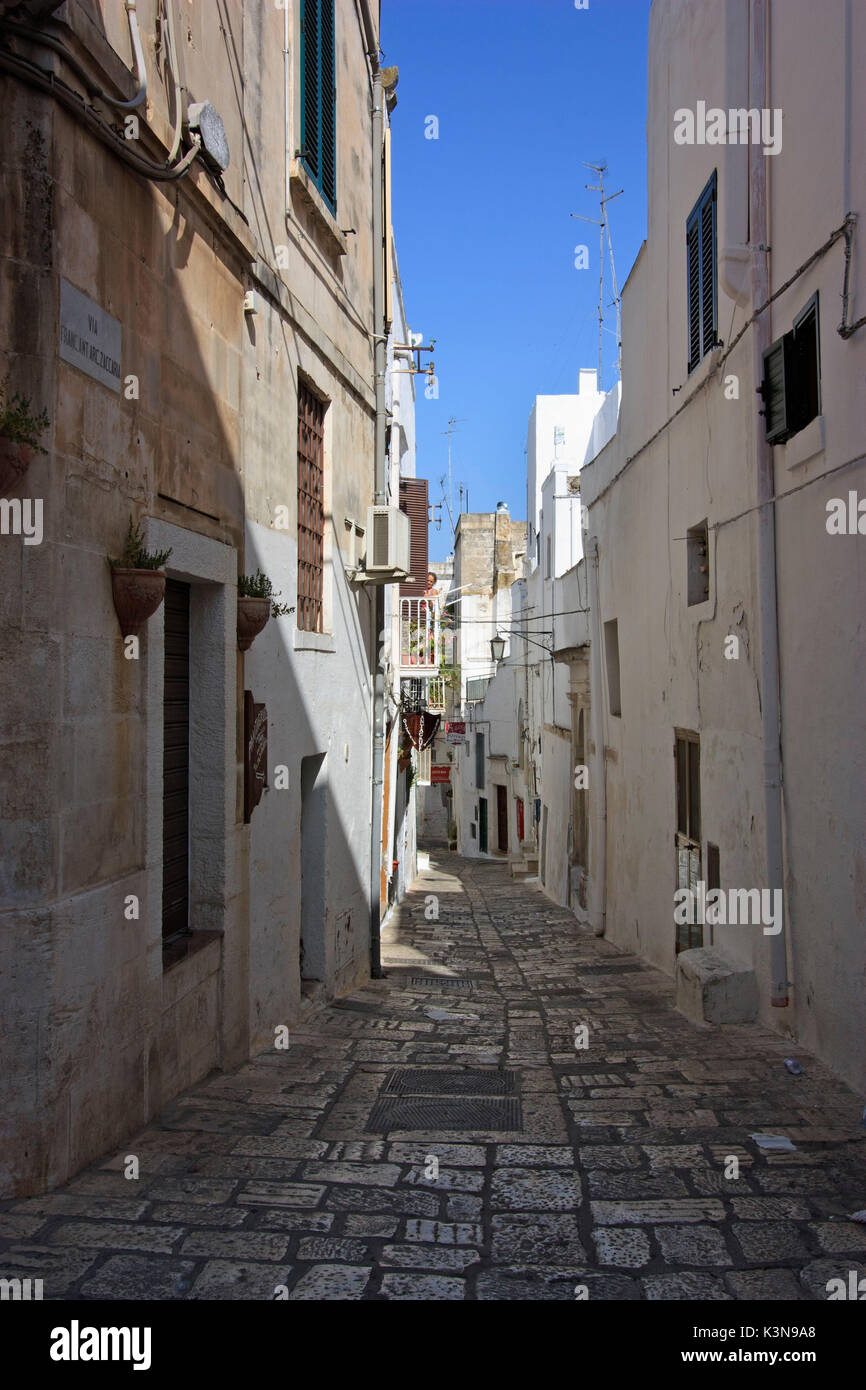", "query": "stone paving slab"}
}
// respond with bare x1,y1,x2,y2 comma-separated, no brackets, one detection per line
2,853,866,1301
